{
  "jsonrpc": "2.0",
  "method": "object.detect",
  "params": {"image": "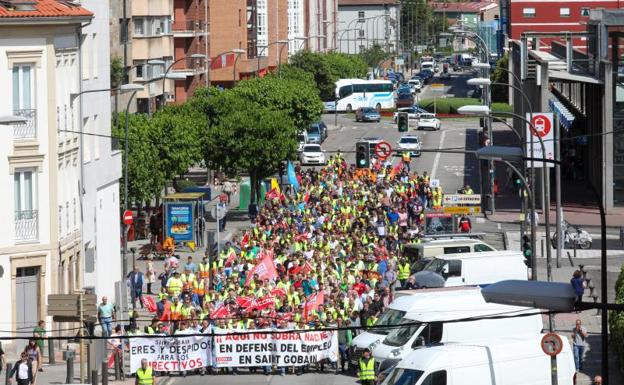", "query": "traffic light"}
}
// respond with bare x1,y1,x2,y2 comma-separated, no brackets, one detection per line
521,235,532,267
398,112,409,132
355,141,371,168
